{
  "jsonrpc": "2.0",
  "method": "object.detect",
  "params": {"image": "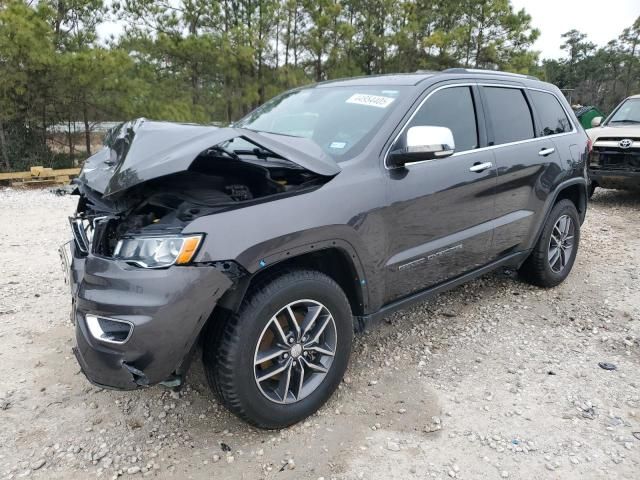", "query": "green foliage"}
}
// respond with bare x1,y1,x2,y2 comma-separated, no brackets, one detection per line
0,0,543,172
544,18,640,113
